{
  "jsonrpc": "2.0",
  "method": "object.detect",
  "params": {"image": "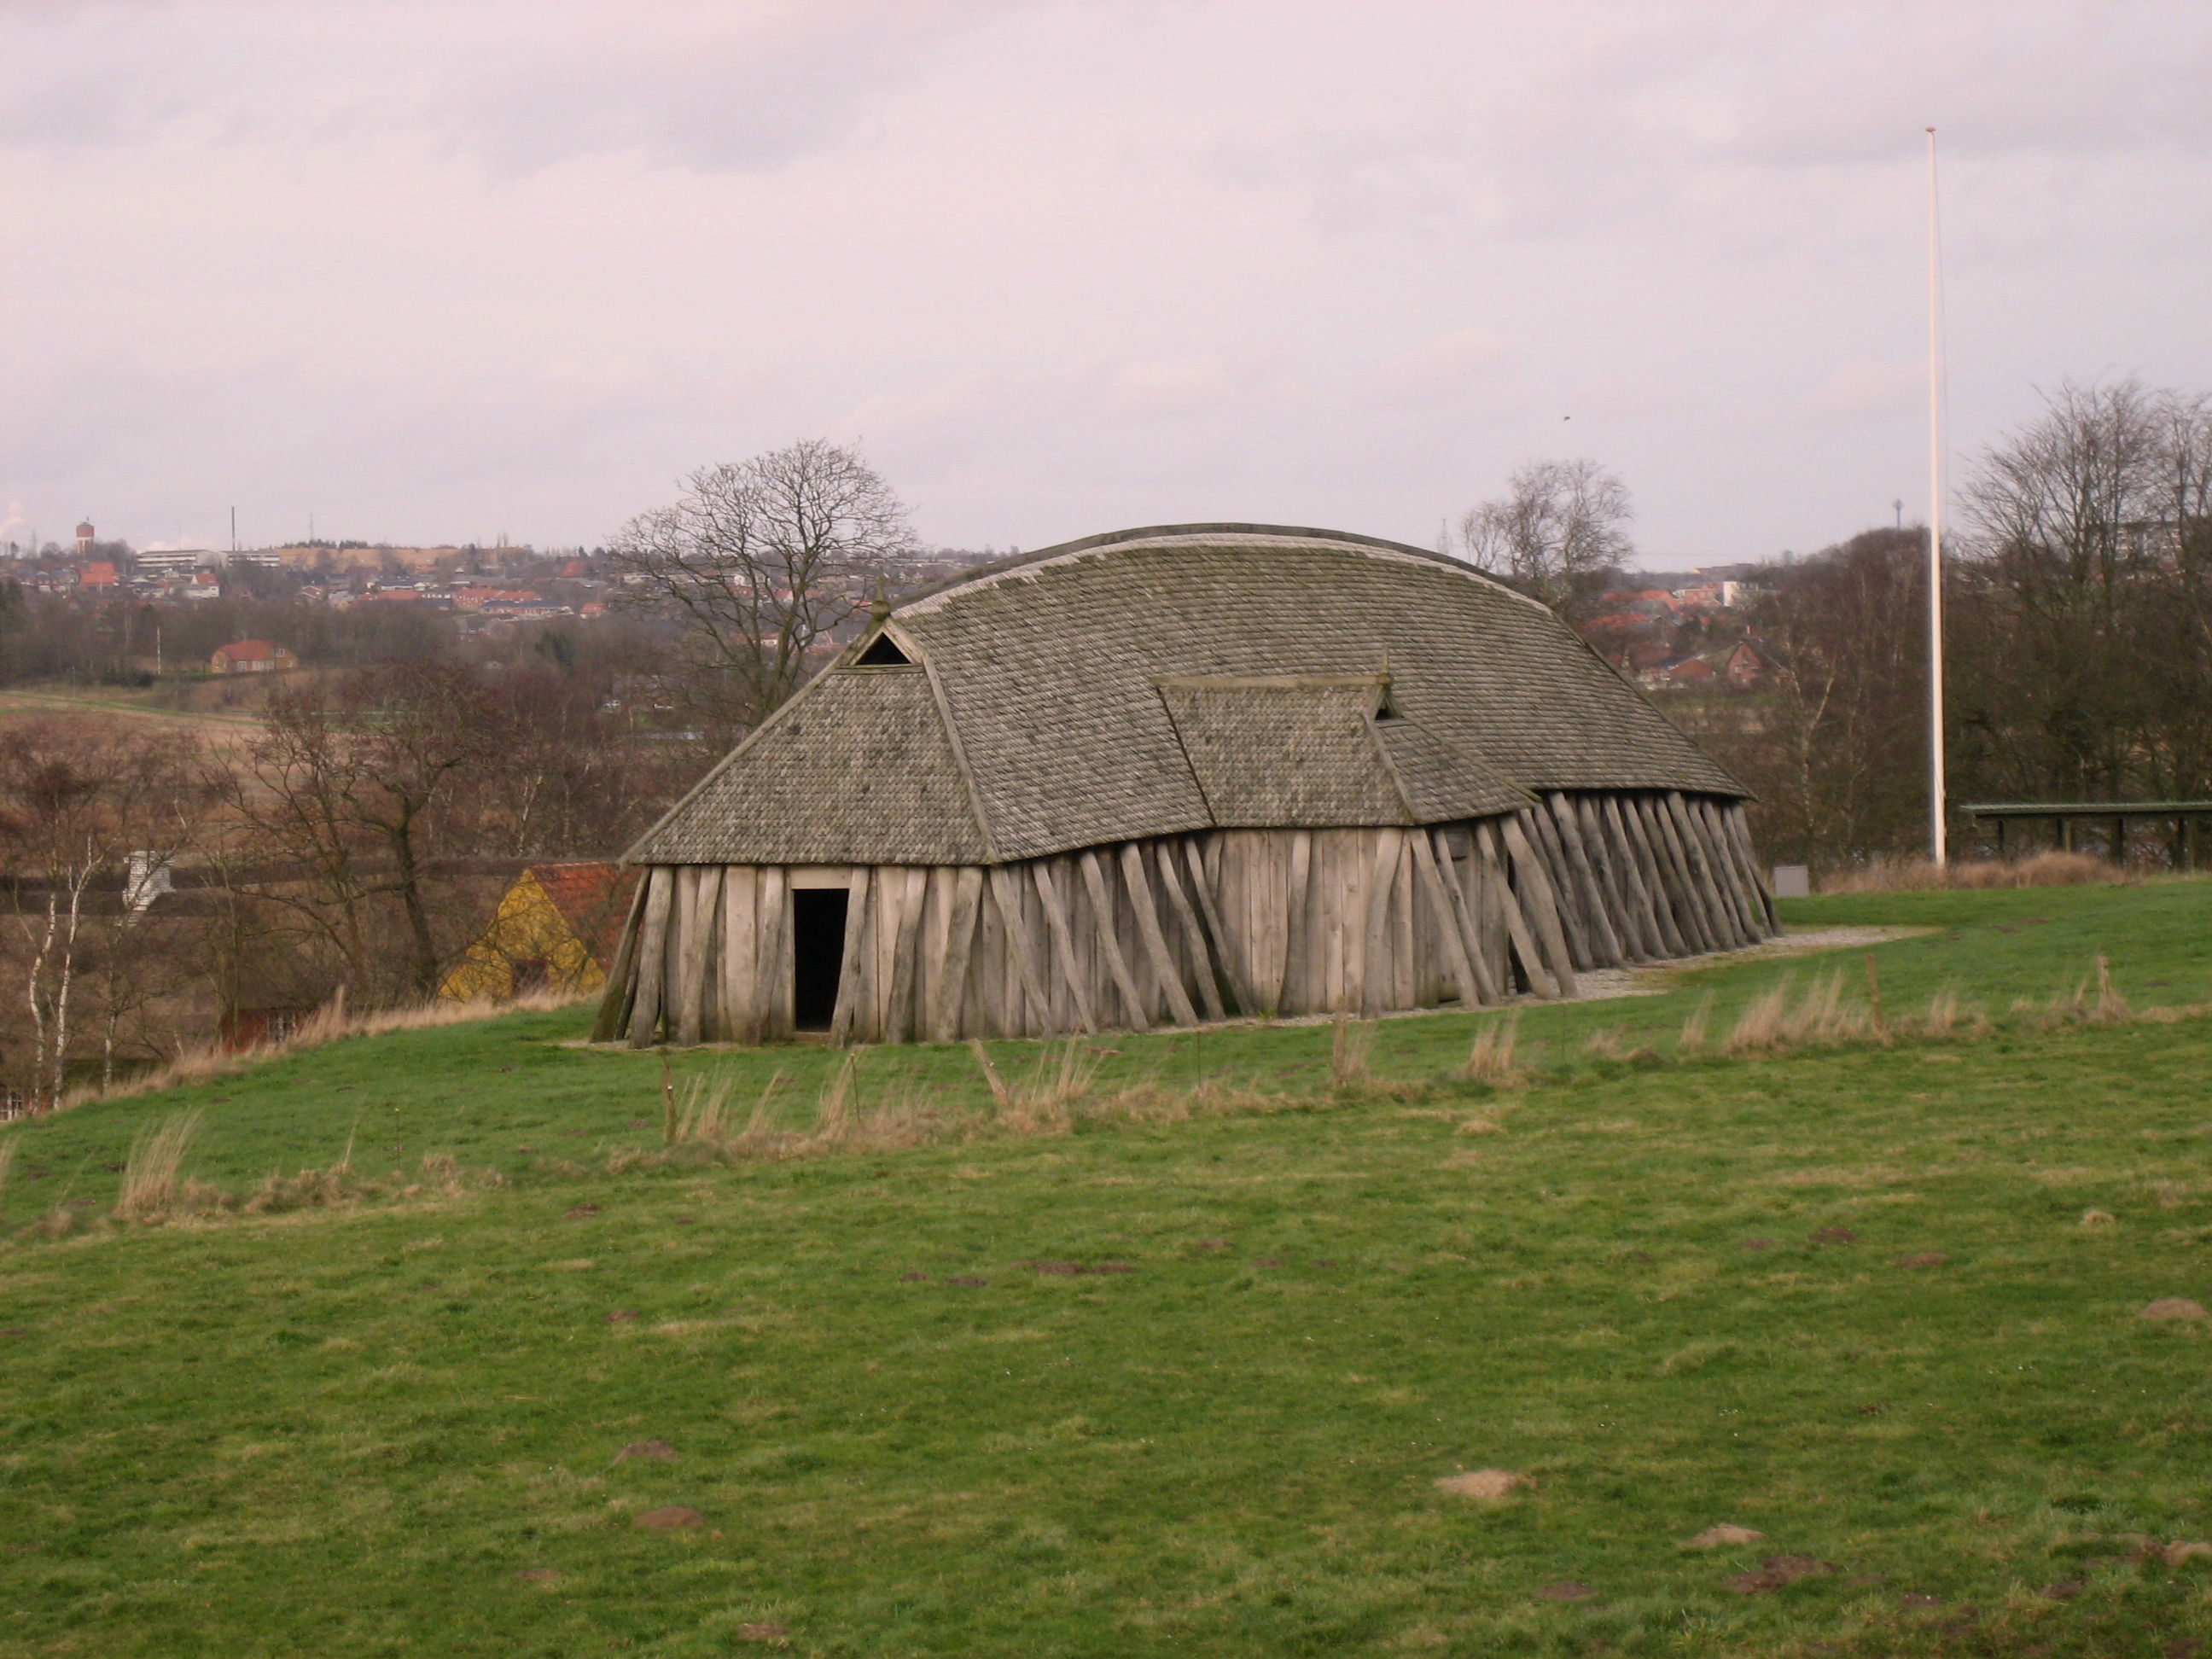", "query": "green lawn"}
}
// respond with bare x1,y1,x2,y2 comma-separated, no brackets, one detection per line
6,883,2212,1656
